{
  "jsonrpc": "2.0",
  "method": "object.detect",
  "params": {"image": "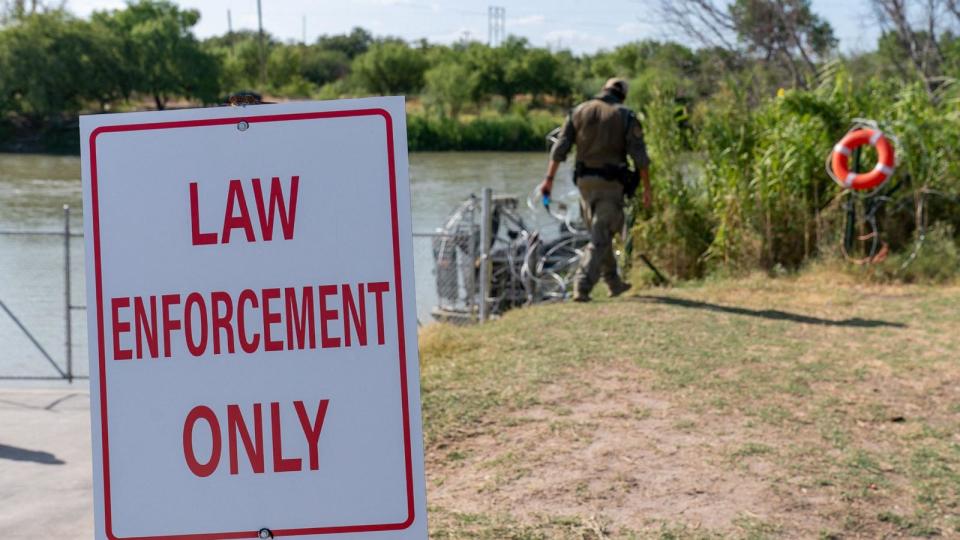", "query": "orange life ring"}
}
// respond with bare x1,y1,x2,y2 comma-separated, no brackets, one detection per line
831,128,896,191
